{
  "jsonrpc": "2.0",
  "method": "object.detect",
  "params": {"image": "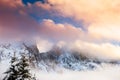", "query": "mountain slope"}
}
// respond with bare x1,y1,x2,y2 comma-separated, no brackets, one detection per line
0,42,119,72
